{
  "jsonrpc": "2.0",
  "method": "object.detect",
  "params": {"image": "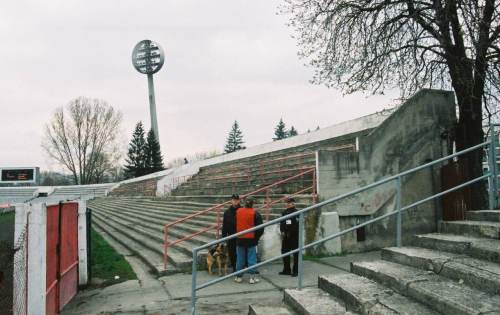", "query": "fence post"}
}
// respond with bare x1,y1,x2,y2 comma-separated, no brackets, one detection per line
396,176,402,247
191,249,198,315
489,125,497,209
298,212,304,290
